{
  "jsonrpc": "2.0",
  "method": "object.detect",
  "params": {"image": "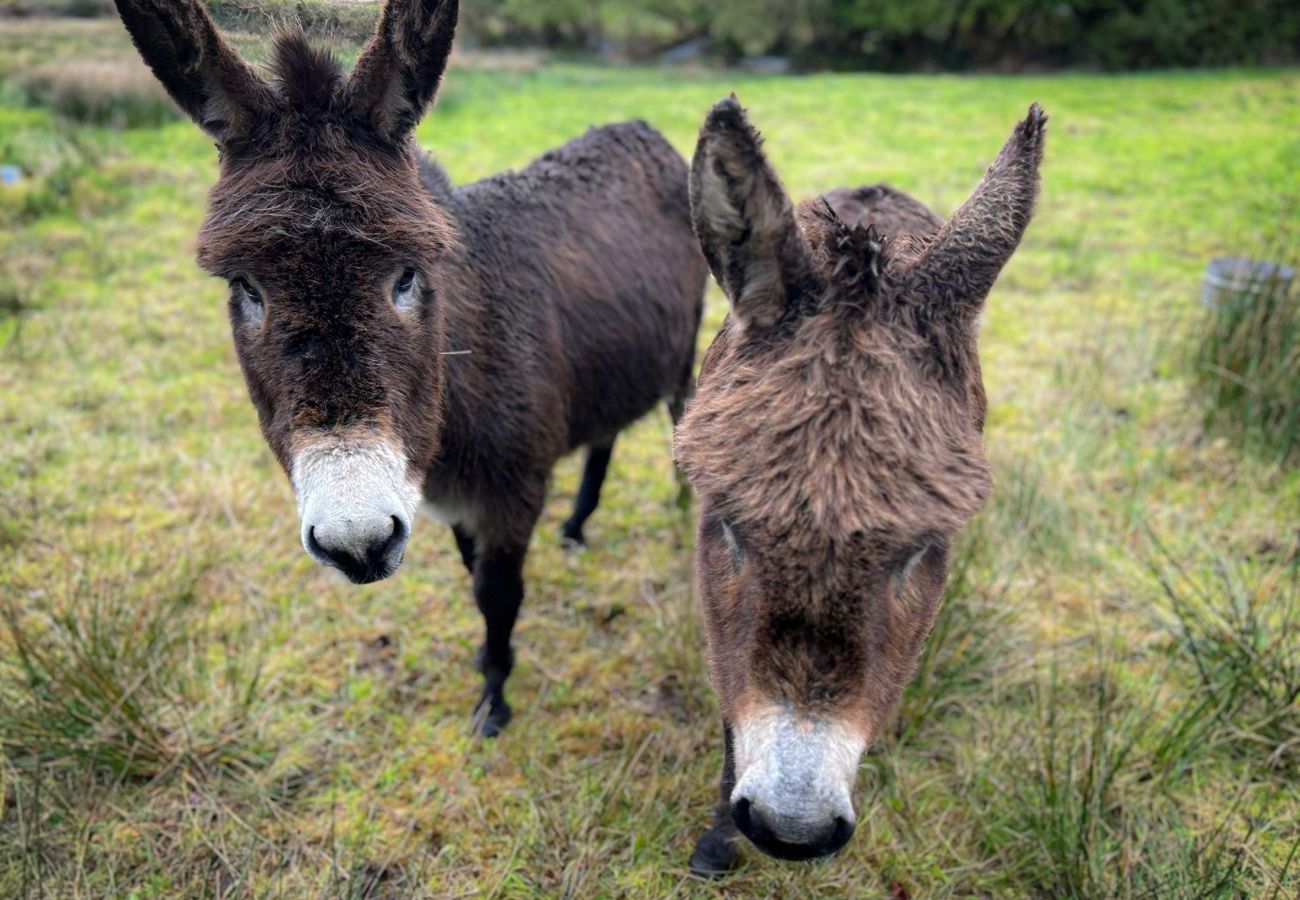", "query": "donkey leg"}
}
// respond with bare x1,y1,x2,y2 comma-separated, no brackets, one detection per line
690,722,742,876
560,442,614,547
471,543,526,737
451,524,476,575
